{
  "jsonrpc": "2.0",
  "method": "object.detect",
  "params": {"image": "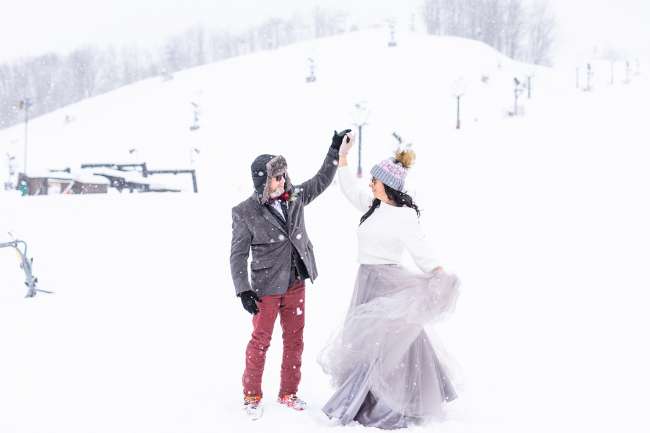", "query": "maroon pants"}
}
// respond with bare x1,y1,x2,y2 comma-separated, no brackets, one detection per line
243,280,305,398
